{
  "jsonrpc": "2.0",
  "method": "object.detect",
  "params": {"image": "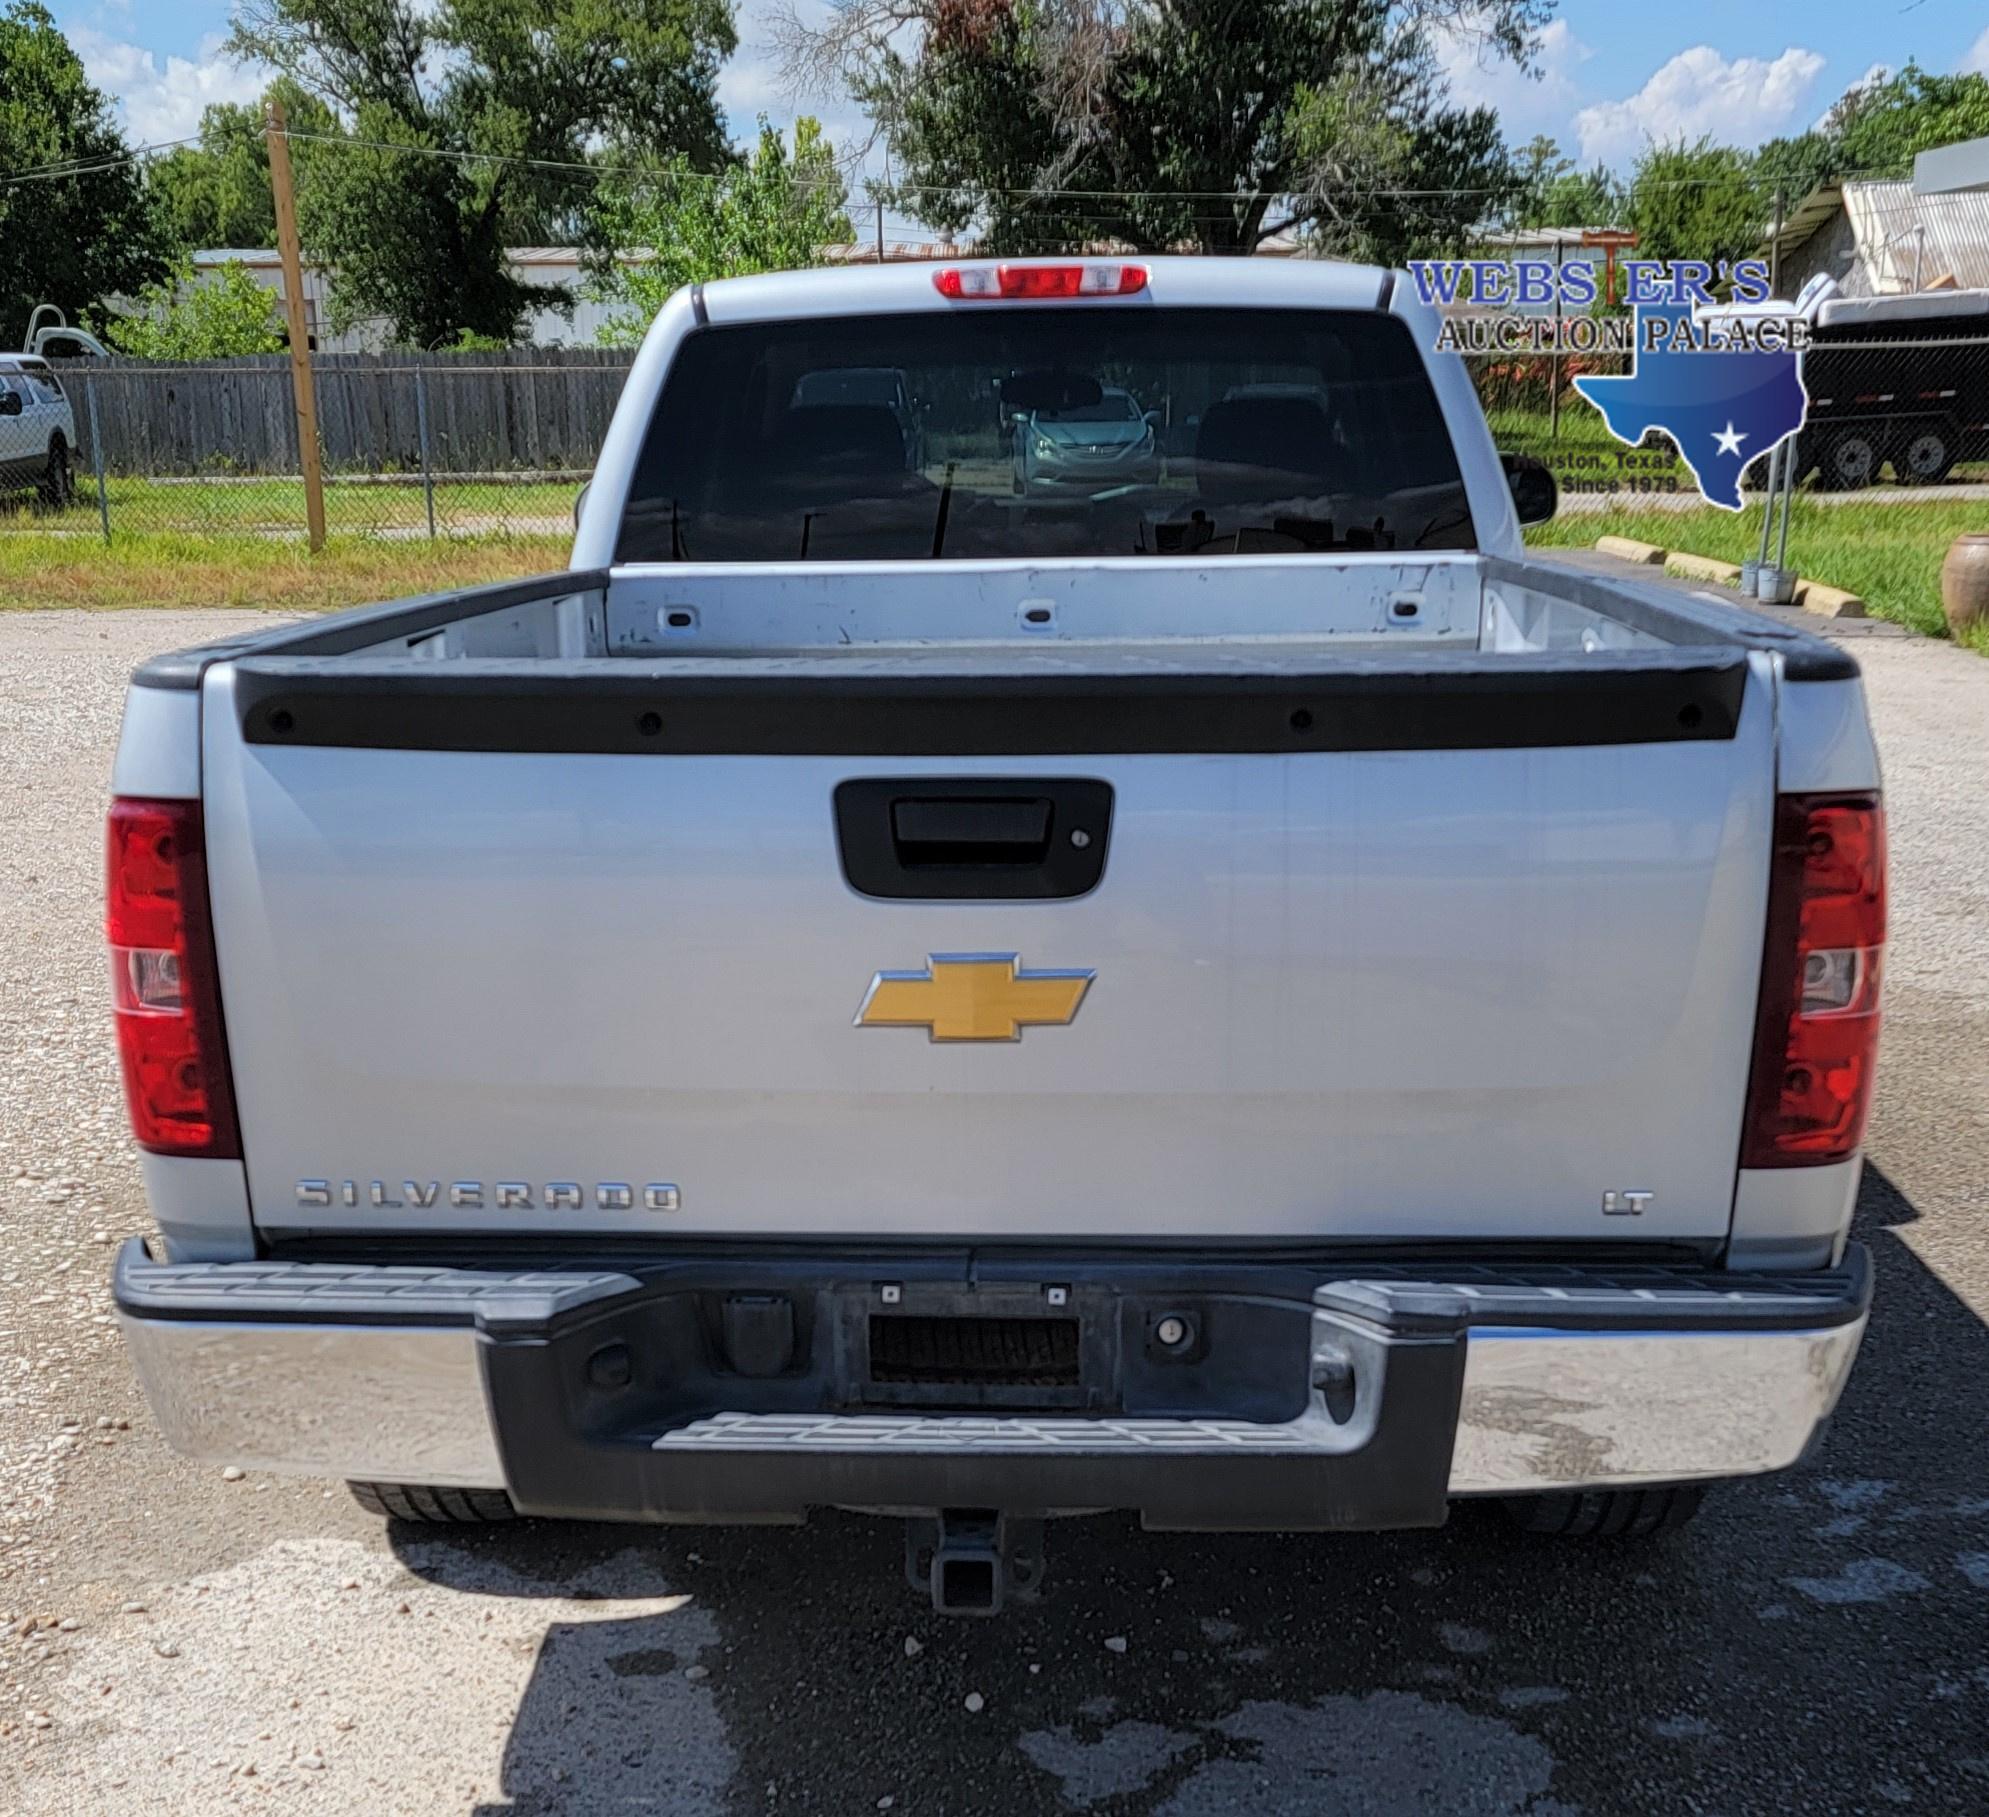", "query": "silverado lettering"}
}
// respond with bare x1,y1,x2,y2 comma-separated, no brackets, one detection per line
293,1180,683,1212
